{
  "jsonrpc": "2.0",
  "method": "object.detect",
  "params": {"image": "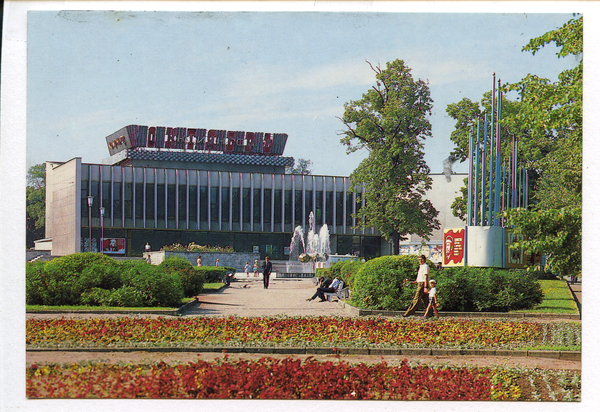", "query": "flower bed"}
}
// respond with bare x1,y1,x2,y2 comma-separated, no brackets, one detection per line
22,357,500,400
26,316,581,350
25,356,580,400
